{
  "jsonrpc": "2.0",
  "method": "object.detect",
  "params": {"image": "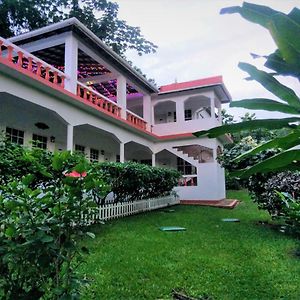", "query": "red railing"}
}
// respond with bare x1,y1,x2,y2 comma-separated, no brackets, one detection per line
0,37,66,88
77,83,121,117
126,111,147,130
